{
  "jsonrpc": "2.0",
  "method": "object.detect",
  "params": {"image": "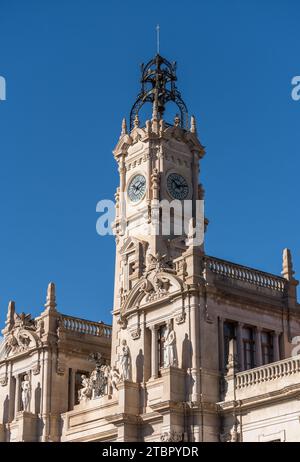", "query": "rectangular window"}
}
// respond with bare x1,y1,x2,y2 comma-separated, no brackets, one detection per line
261,331,273,365
243,327,256,370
